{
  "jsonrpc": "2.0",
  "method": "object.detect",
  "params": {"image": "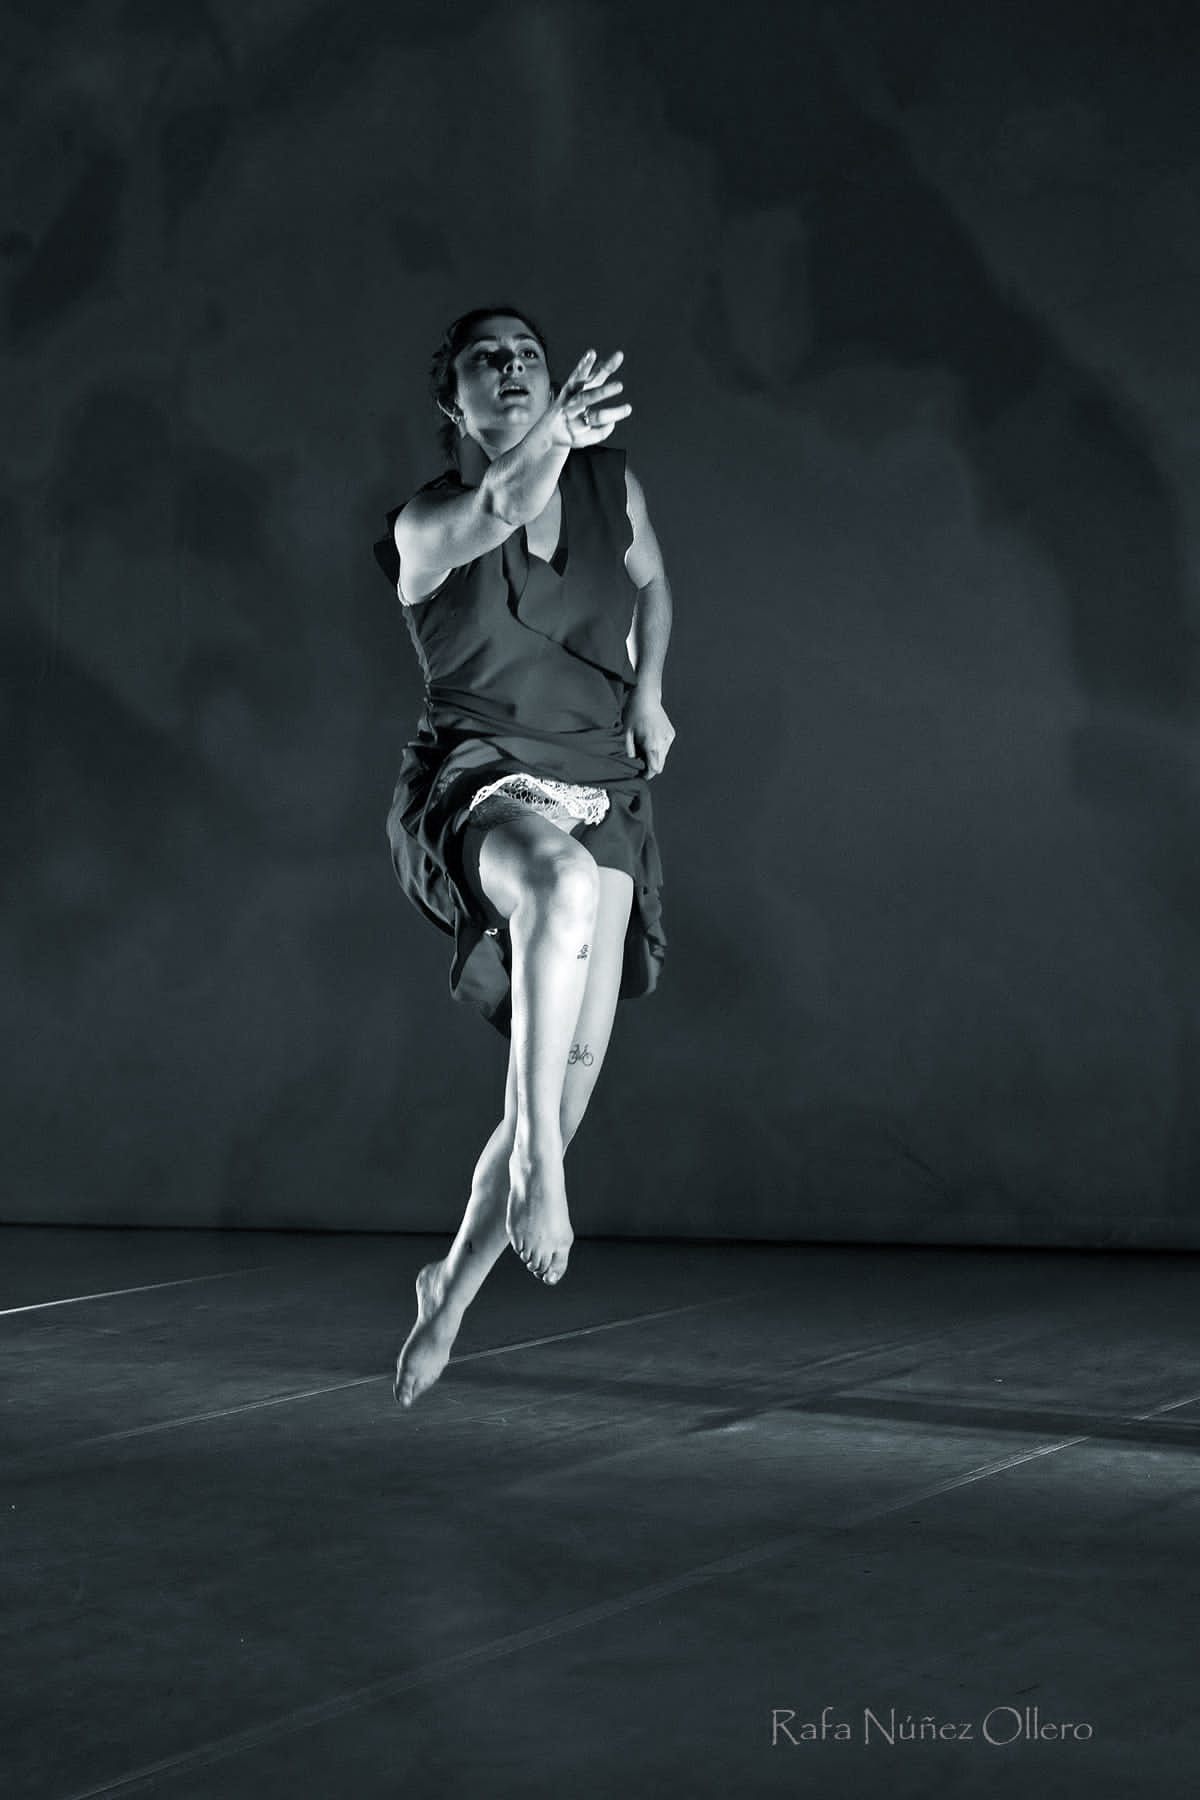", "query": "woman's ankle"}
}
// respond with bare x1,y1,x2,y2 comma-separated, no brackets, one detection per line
512,1118,564,1167
442,1223,506,1304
